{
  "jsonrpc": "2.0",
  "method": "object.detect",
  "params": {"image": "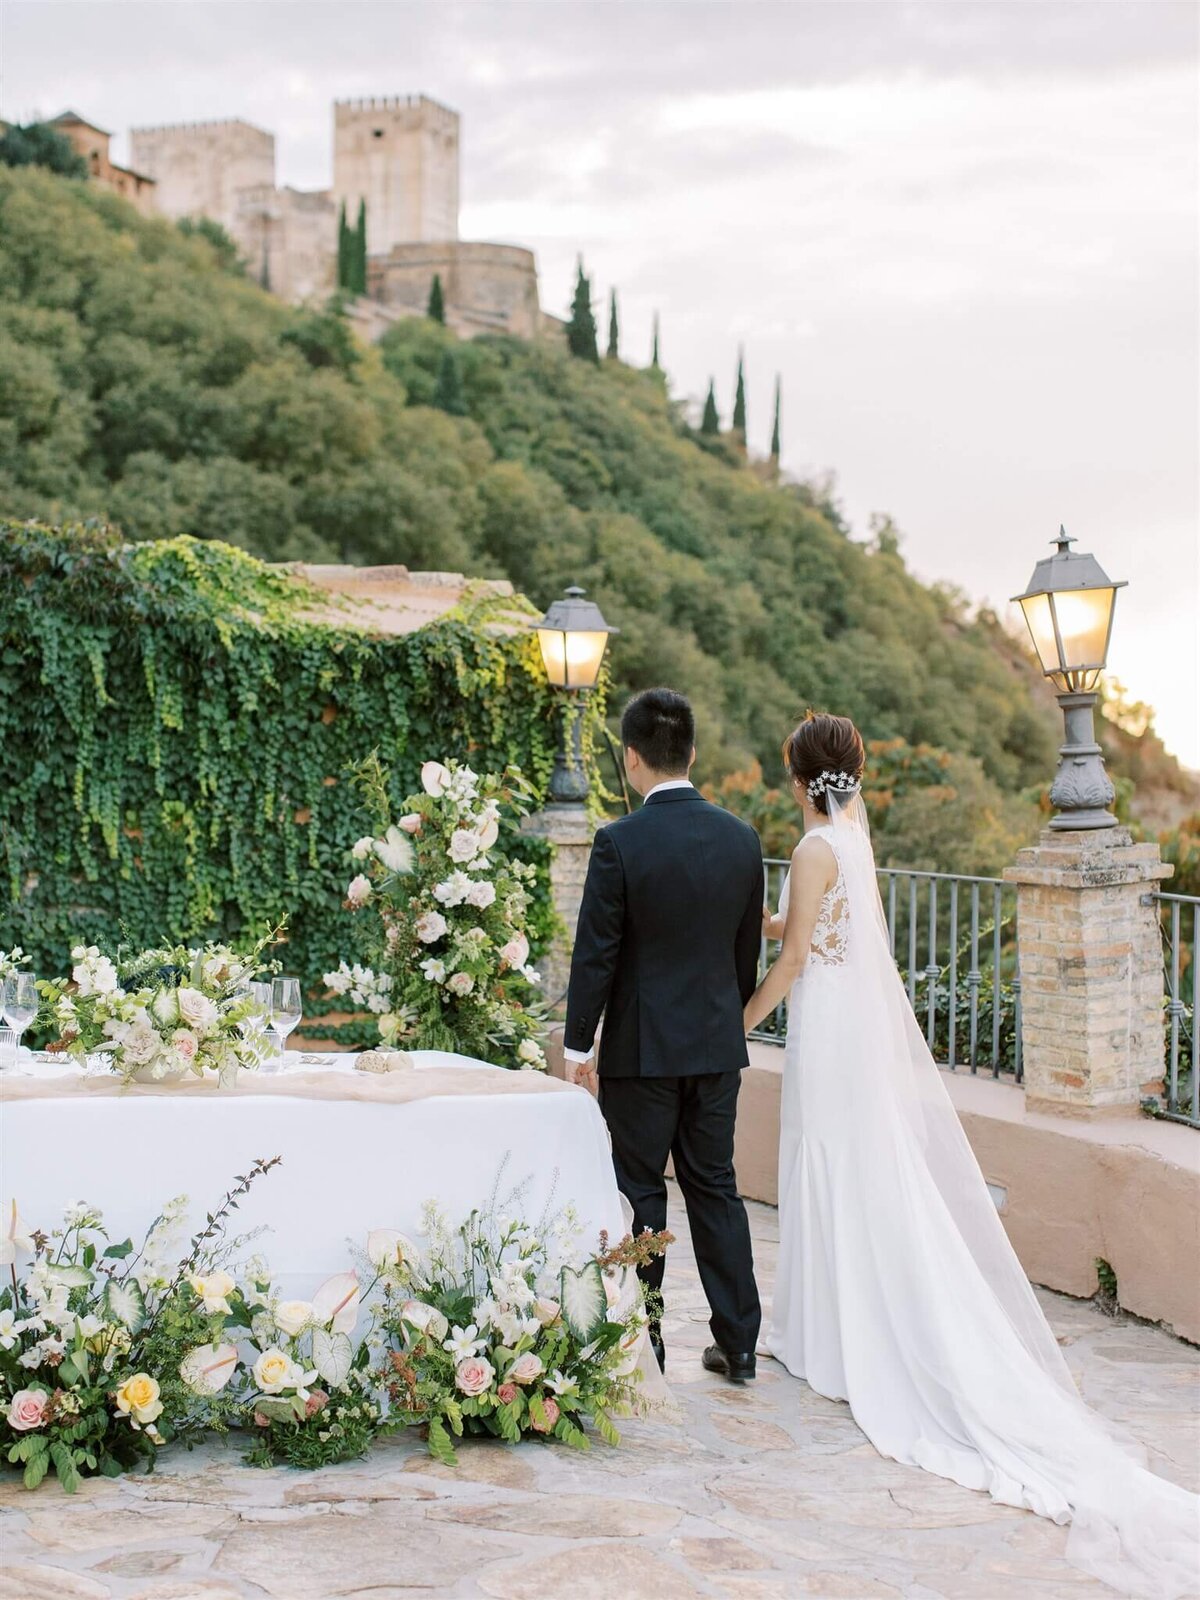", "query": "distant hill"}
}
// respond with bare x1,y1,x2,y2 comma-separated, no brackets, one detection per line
1,162,1184,867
